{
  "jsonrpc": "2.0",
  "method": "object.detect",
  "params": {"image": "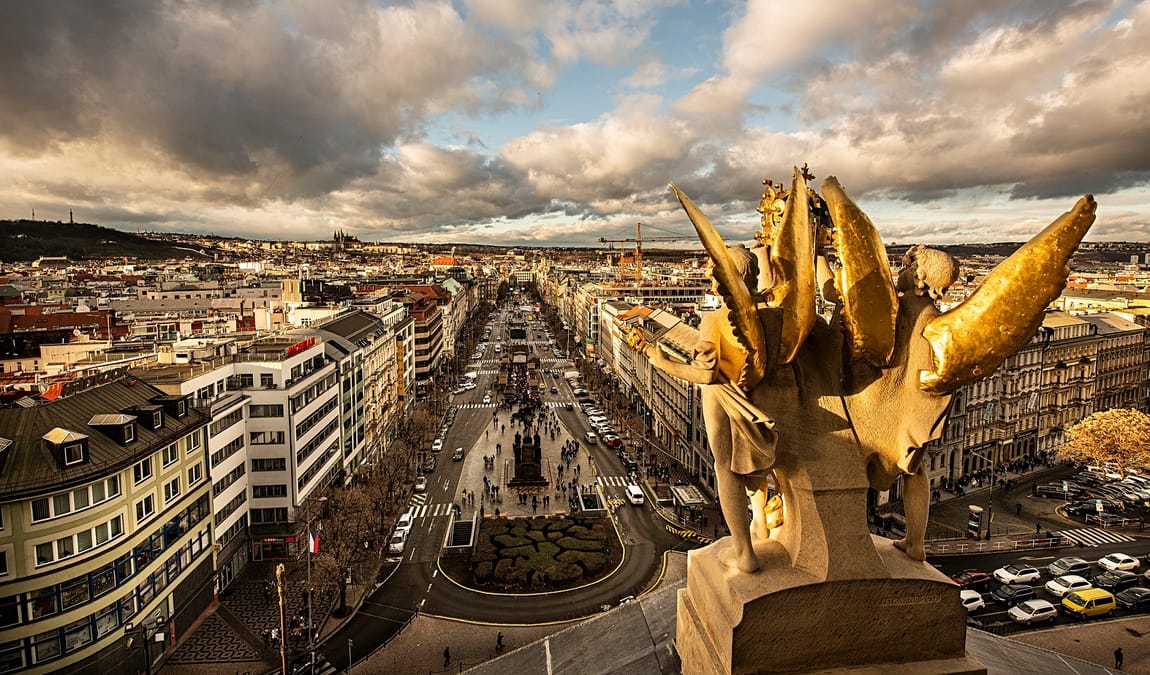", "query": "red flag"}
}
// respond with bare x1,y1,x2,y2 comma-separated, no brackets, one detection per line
309,530,319,554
